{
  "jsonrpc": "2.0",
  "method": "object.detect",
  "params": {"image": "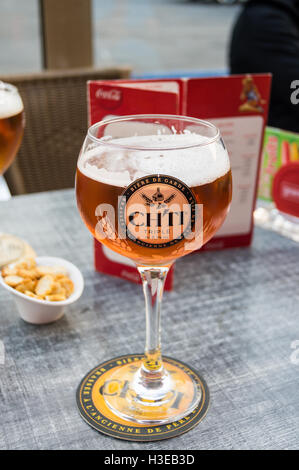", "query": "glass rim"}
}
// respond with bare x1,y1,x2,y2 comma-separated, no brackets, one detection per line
87,114,221,151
